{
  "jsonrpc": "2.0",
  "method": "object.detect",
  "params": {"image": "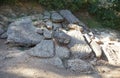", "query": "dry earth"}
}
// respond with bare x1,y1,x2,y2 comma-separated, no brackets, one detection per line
0,2,120,78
